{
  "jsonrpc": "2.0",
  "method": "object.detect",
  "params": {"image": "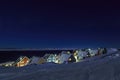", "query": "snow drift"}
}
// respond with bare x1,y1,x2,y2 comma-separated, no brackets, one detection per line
0,51,120,80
